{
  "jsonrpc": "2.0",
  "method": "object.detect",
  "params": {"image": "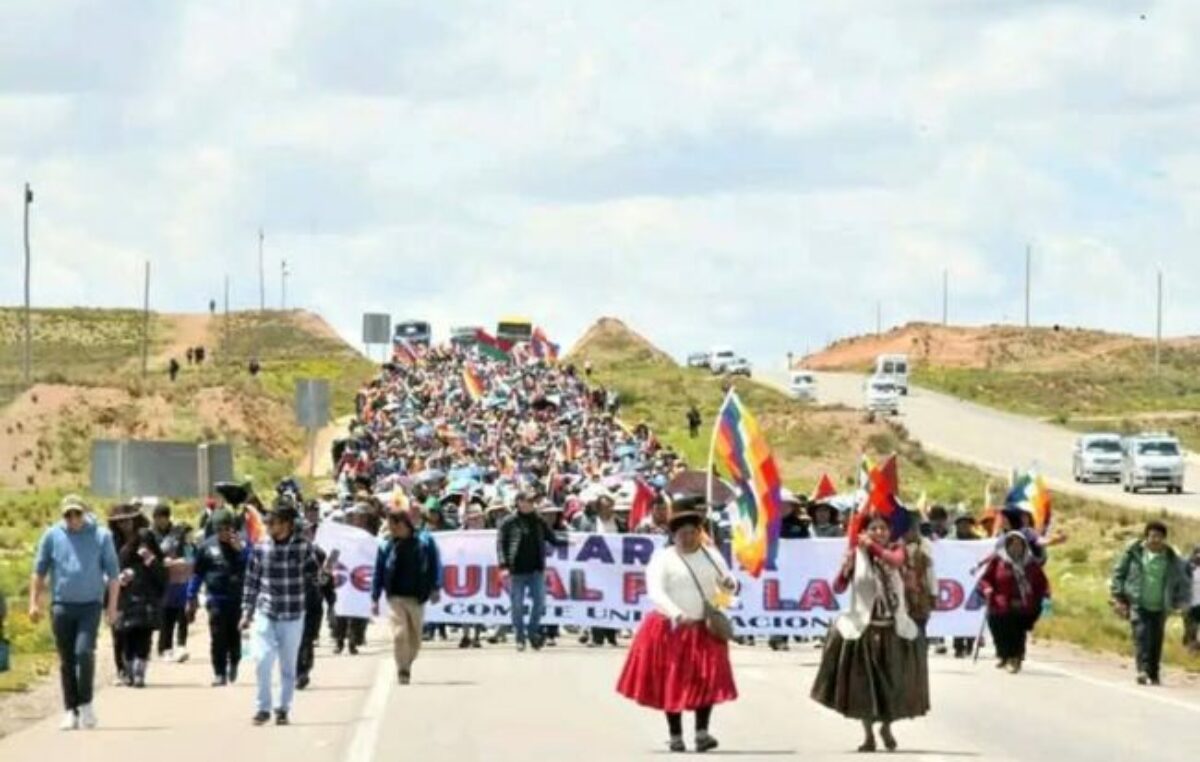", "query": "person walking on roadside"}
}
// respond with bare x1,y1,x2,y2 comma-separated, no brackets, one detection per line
575,494,625,647
152,504,194,663
686,405,702,439
241,499,319,726
29,495,120,731
1110,520,1191,686
187,509,250,686
496,487,567,652
371,507,442,685
979,532,1050,674
617,497,739,754
1184,544,1200,654
113,514,167,688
